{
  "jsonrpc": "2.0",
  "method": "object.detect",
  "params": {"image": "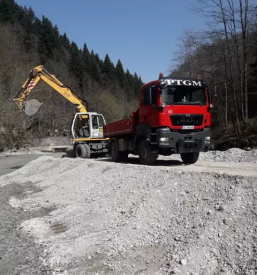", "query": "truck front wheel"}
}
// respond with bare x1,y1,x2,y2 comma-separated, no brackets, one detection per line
180,152,199,164
139,140,157,165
